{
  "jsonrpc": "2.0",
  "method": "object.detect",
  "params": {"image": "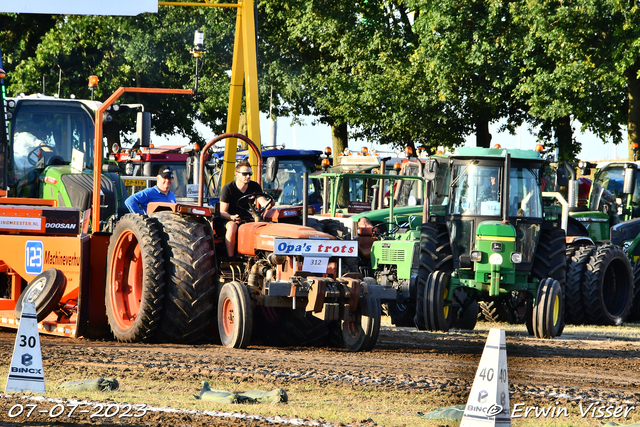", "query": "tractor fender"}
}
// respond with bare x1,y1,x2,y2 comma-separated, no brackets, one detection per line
610,216,640,248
